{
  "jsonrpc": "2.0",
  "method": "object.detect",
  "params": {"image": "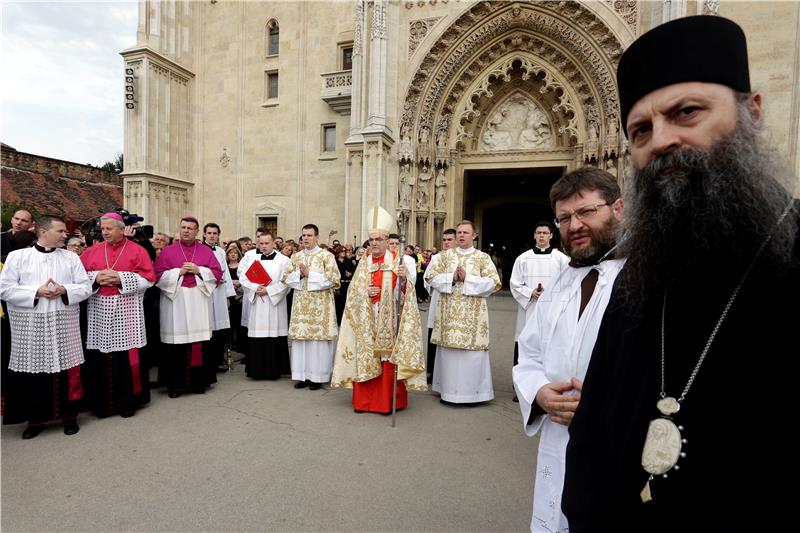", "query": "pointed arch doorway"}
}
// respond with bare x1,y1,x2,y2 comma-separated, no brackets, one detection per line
463,166,564,288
